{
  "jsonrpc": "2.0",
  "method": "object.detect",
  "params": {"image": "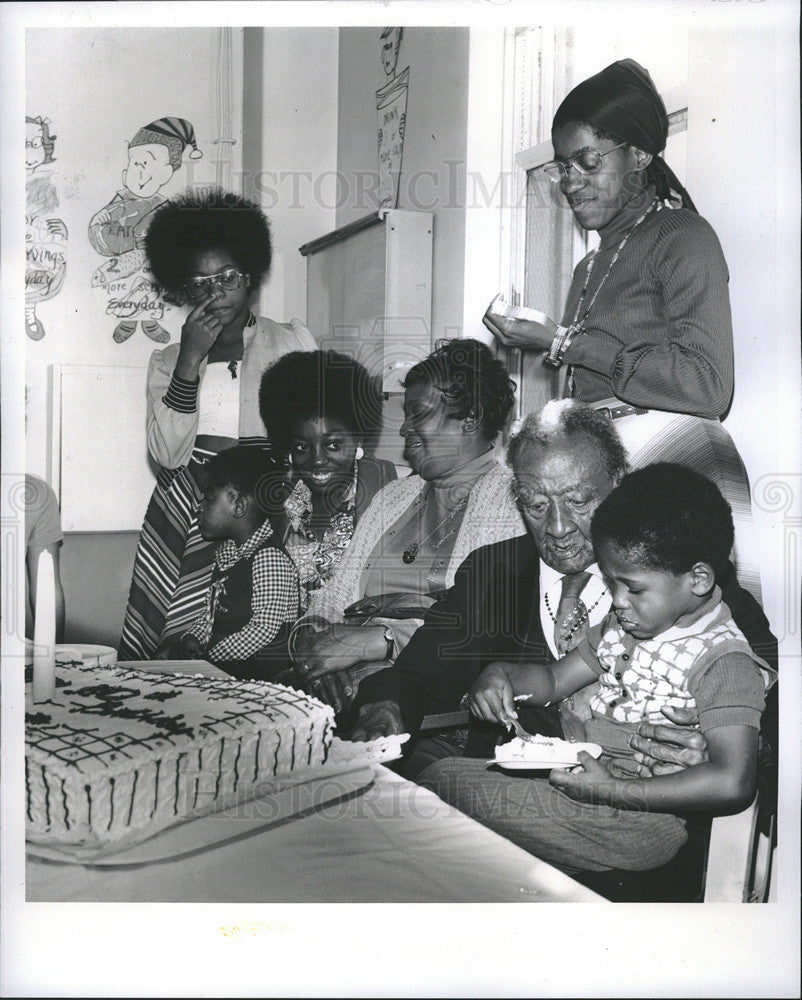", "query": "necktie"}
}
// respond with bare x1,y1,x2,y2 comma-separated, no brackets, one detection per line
553,571,592,656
